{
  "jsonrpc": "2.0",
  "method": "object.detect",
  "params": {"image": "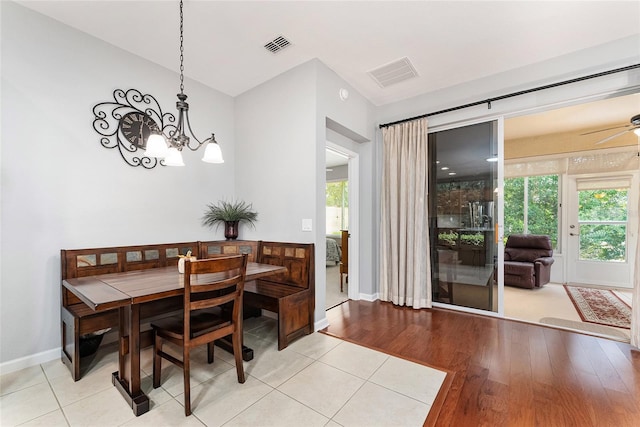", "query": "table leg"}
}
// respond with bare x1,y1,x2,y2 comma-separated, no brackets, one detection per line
113,305,149,416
